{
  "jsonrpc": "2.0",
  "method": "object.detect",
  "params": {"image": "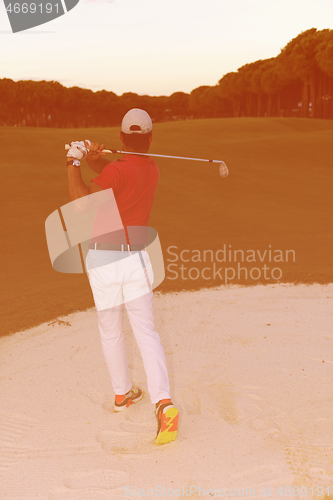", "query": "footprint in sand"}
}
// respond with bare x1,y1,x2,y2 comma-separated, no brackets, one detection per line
180,373,240,423
49,469,129,499
0,411,39,472
234,386,281,438
49,487,125,499
96,430,156,454
181,381,202,416
100,400,159,450
62,469,128,490
118,404,156,433
96,400,164,455
247,416,280,438
285,443,333,485
200,378,240,424
239,392,280,437
221,464,293,499
81,387,110,406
